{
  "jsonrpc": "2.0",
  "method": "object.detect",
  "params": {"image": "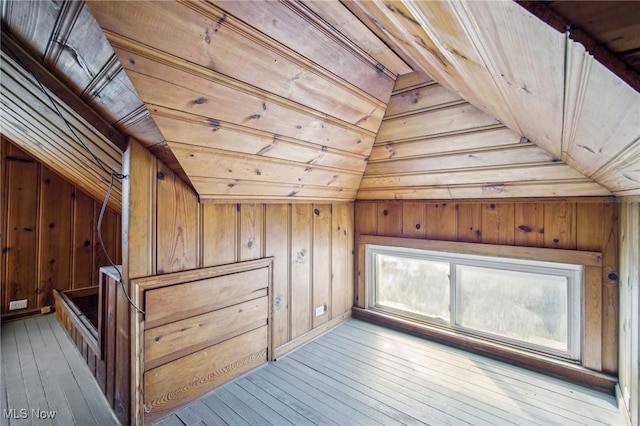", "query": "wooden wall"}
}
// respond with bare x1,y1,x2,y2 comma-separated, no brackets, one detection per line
355,198,618,374
618,197,639,426
122,138,354,423
1,137,121,316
